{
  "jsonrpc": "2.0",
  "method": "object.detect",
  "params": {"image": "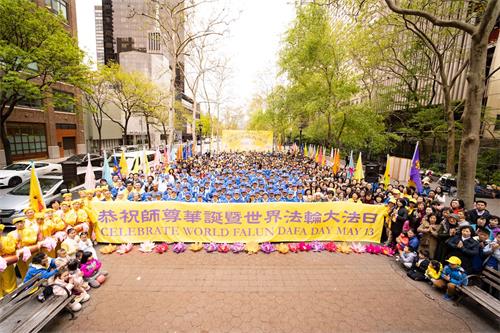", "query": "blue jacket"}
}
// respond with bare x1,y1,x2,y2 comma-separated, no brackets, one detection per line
441,265,468,286
408,236,420,251
23,258,58,283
